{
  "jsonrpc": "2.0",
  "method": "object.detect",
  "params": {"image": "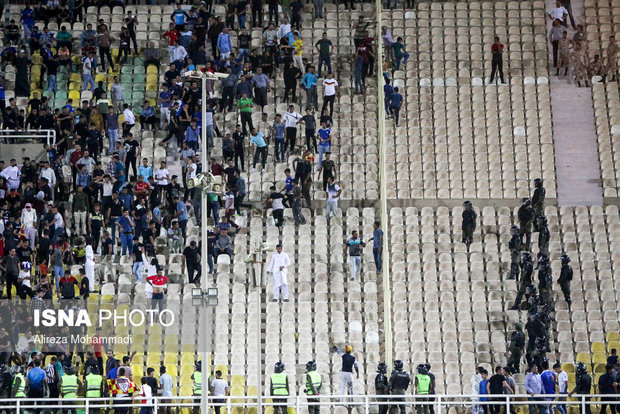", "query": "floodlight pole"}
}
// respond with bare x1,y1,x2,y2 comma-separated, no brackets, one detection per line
200,75,209,414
